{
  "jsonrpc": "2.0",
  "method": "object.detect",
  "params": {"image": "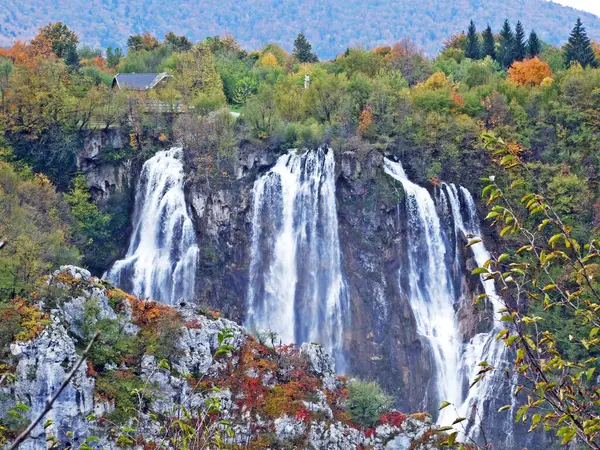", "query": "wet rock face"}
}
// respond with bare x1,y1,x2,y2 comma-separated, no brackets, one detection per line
183,146,441,414
78,129,132,204
335,149,435,414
